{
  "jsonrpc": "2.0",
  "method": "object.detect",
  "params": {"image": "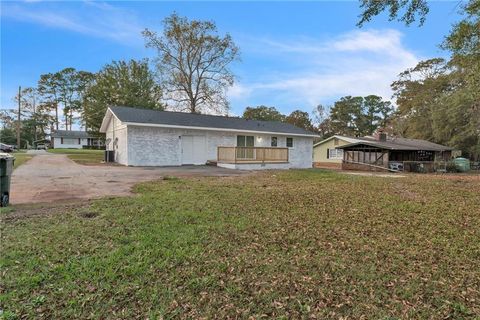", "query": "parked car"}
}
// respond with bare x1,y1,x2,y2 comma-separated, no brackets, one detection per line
388,162,404,171
36,144,47,150
0,143,13,153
